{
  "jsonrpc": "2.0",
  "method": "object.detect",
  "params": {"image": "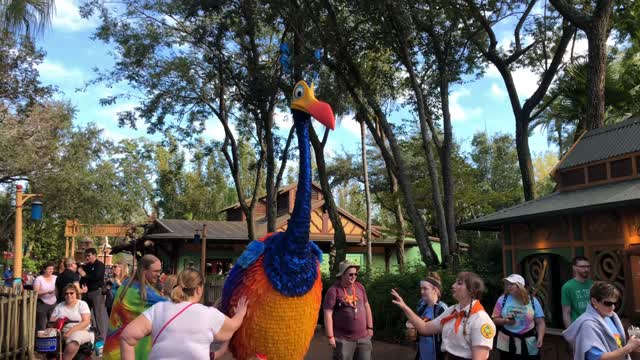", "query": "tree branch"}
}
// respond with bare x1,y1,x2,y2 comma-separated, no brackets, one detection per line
549,0,592,29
